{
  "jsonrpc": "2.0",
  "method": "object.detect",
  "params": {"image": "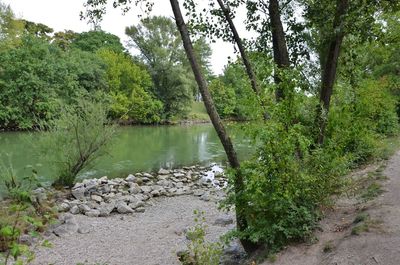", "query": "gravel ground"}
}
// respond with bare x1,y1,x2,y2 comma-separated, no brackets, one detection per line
32,196,235,265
